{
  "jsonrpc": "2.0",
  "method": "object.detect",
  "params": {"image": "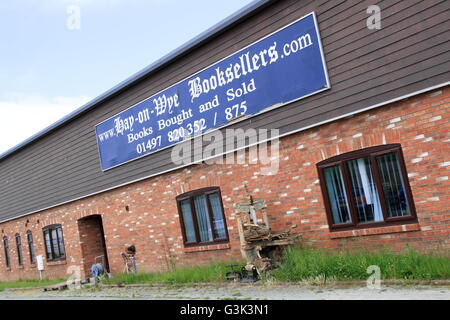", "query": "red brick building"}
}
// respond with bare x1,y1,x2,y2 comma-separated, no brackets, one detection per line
0,0,449,281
